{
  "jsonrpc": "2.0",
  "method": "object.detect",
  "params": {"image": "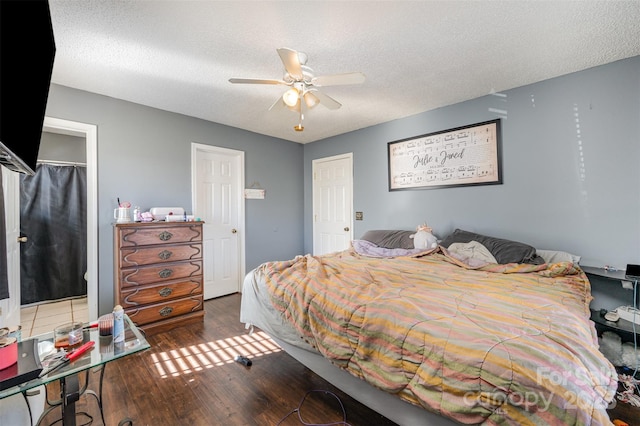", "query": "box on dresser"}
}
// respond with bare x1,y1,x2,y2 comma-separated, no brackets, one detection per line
114,221,205,335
